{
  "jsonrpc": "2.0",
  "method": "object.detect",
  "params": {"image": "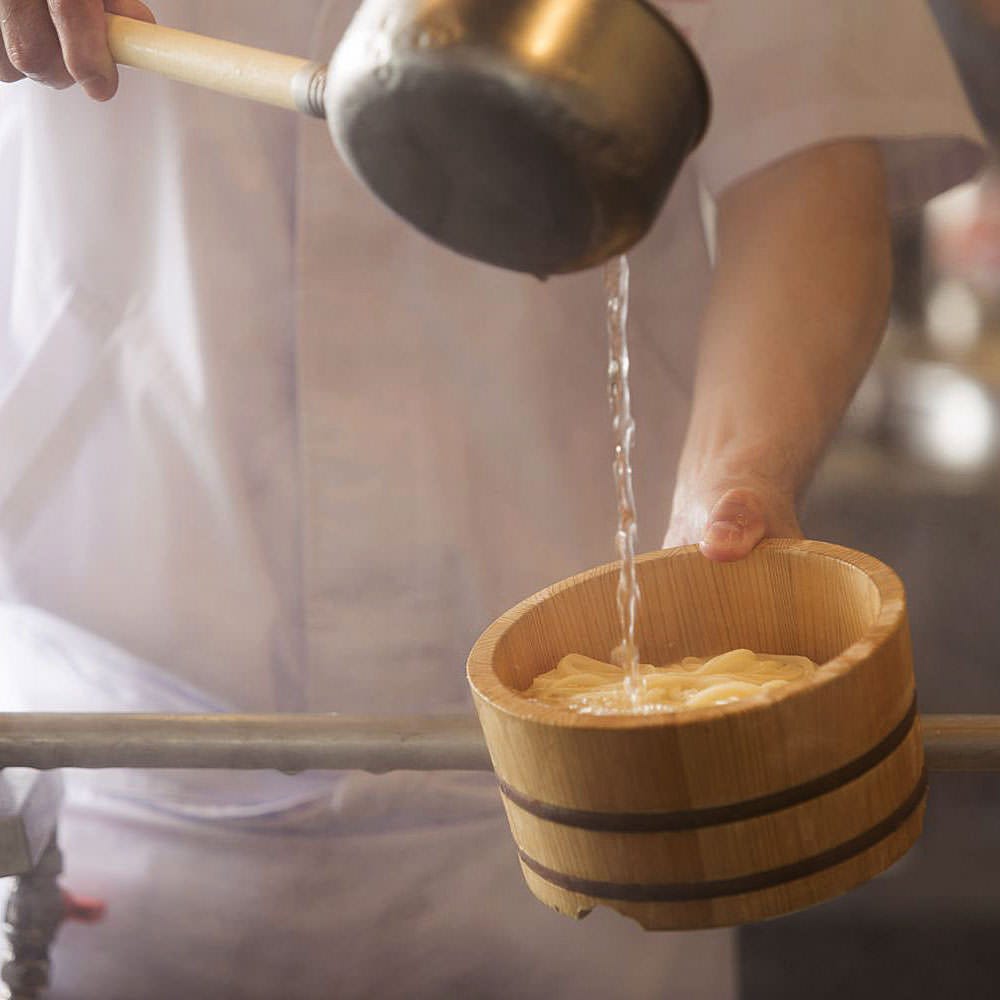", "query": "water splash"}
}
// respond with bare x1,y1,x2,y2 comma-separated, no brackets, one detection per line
604,255,642,704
